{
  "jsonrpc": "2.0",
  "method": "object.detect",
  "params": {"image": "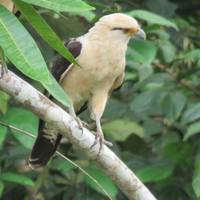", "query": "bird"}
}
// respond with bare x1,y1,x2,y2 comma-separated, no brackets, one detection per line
28,13,146,168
